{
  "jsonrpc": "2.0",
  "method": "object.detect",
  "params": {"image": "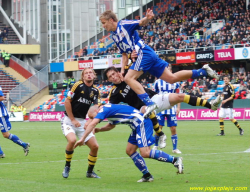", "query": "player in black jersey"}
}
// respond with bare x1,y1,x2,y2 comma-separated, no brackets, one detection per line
104,66,222,150
61,68,101,179
217,76,244,136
